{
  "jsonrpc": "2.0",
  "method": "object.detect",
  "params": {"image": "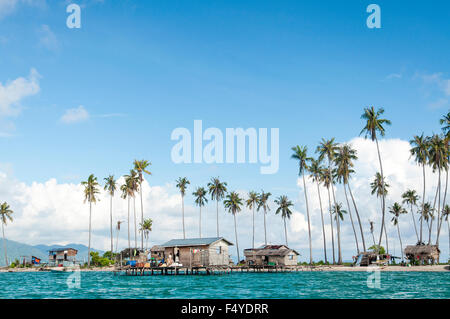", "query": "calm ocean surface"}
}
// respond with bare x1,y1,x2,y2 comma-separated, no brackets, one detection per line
0,271,448,299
